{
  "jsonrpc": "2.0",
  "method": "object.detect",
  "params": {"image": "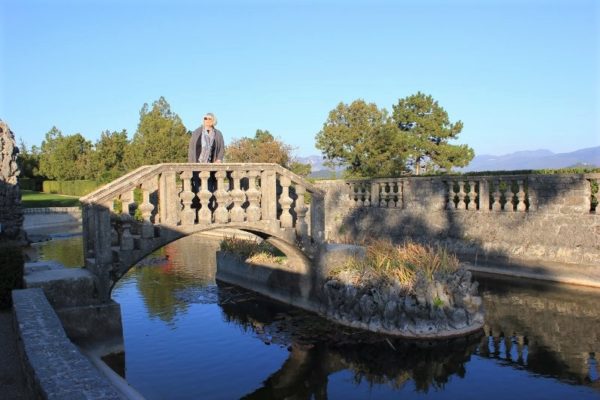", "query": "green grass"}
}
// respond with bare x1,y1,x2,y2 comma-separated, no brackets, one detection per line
21,190,81,208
